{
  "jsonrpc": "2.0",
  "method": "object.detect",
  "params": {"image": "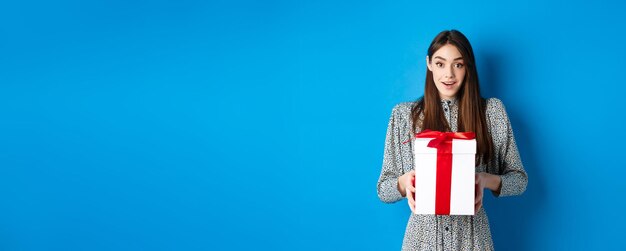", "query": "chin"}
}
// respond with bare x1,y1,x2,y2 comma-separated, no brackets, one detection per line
441,92,457,98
